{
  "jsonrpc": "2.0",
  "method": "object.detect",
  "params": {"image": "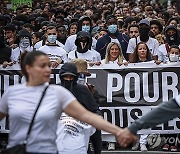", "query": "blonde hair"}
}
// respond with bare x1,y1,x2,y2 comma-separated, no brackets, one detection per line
104,42,125,64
